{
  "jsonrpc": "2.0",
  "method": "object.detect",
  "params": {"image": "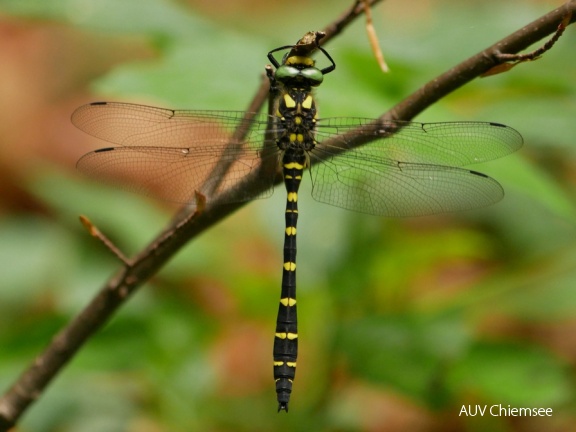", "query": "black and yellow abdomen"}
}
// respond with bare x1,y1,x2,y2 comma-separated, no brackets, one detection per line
271,73,319,411
272,152,304,410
